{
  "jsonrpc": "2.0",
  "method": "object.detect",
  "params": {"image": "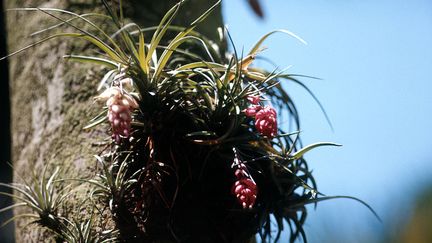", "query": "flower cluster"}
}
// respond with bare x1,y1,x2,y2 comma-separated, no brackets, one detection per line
244,96,278,137
96,86,138,143
231,151,258,209
255,106,277,137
